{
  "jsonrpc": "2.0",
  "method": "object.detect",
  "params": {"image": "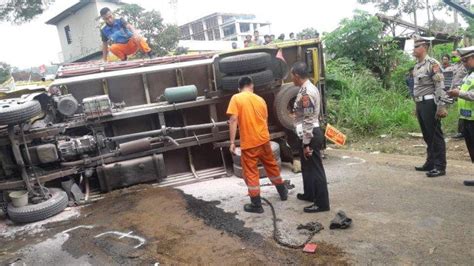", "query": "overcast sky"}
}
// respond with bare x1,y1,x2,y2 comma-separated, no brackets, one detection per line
0,0,458,68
